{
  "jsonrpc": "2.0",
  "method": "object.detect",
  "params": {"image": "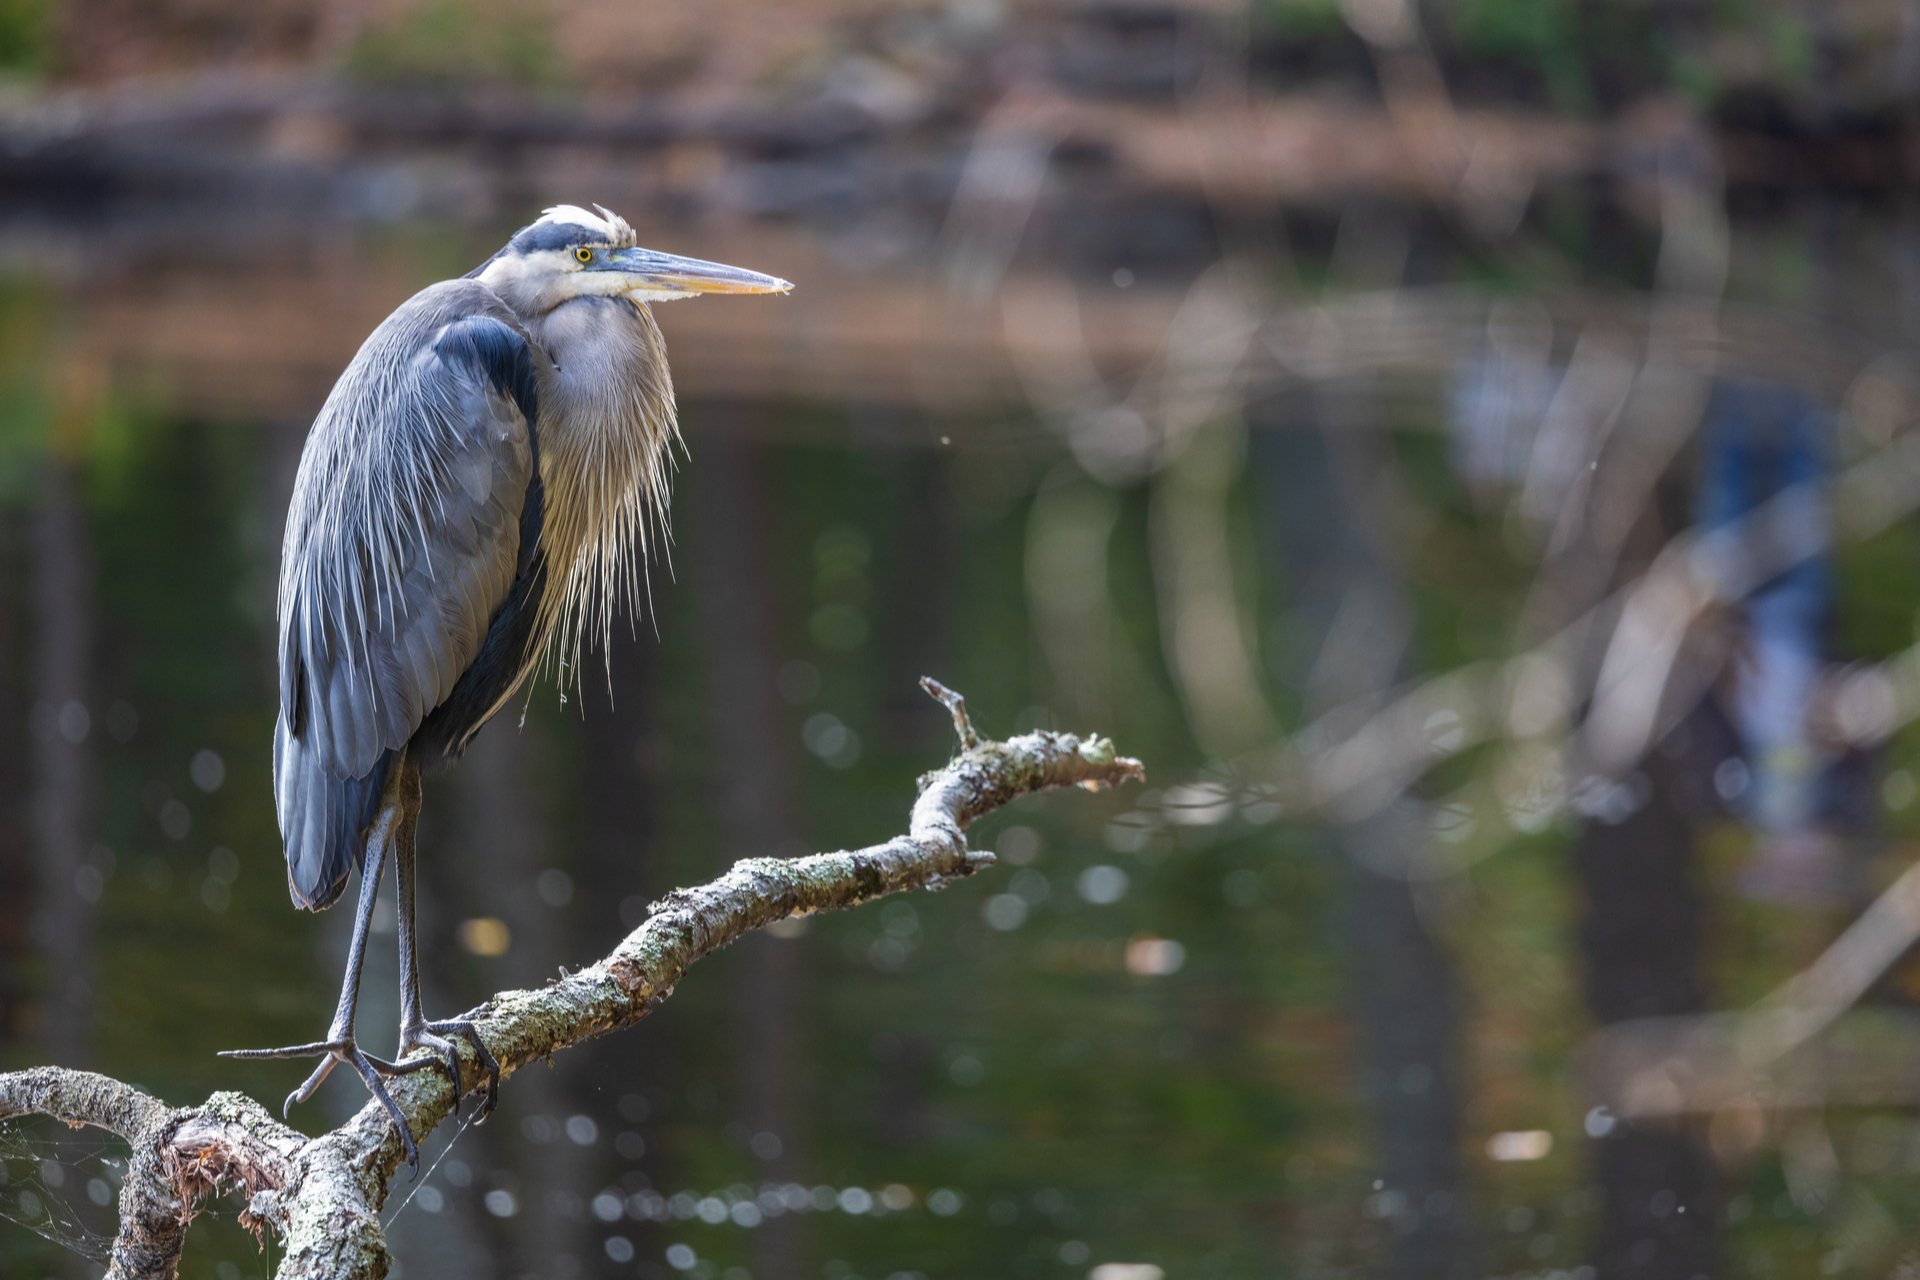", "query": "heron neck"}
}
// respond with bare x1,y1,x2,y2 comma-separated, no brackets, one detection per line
523,295,680,689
